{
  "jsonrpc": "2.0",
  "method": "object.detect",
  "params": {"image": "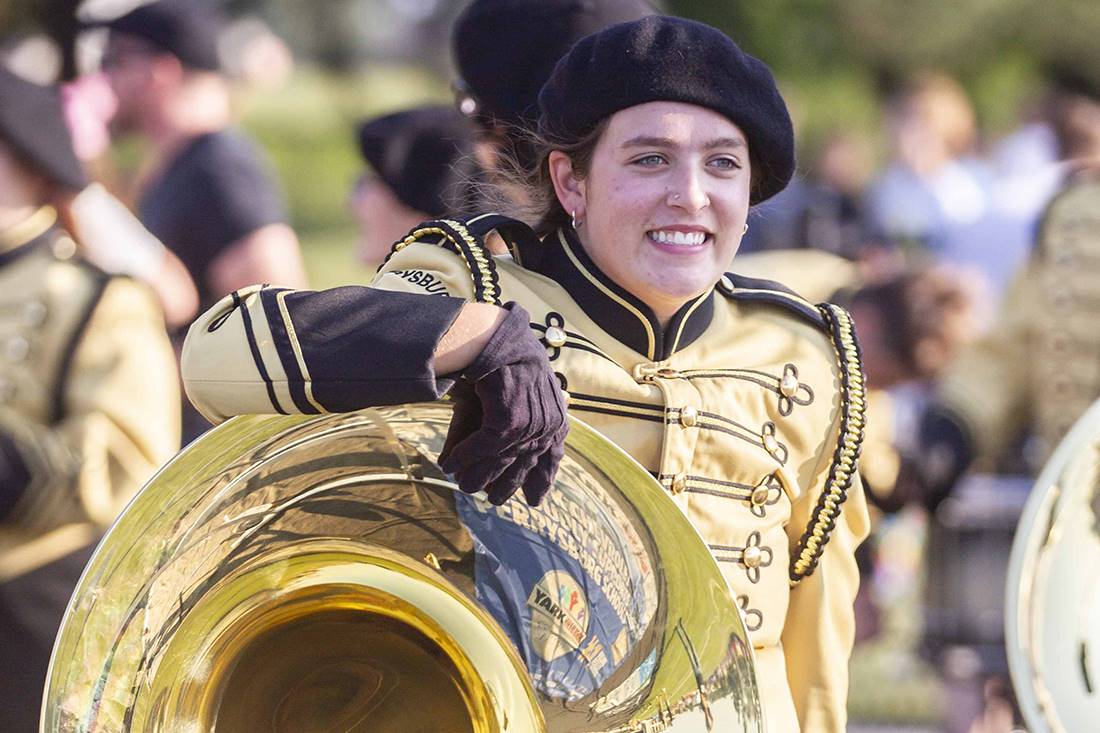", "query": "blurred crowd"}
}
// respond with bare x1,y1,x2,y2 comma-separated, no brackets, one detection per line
2,0,1100,731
